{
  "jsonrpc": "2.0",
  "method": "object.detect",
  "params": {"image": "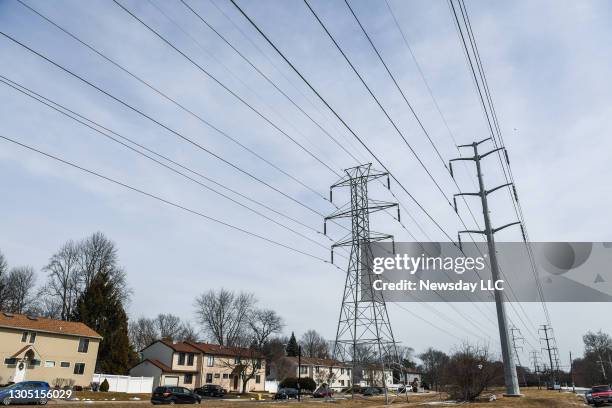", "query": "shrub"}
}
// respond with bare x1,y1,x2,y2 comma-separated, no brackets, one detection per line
99,379,110,392
279,377,317,391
